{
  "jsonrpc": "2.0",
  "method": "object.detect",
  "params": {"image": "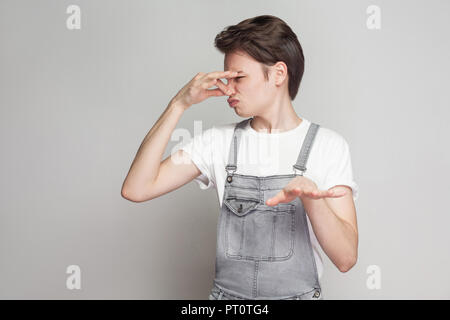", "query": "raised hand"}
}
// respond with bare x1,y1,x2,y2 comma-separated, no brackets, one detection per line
171,70,239,109
266,176,347,206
